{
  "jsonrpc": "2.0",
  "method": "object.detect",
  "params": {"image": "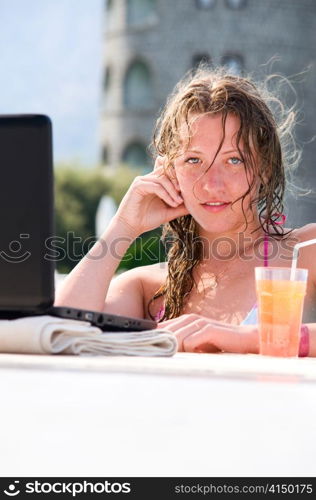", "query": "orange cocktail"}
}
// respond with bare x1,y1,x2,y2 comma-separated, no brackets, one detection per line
255,267,308,357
